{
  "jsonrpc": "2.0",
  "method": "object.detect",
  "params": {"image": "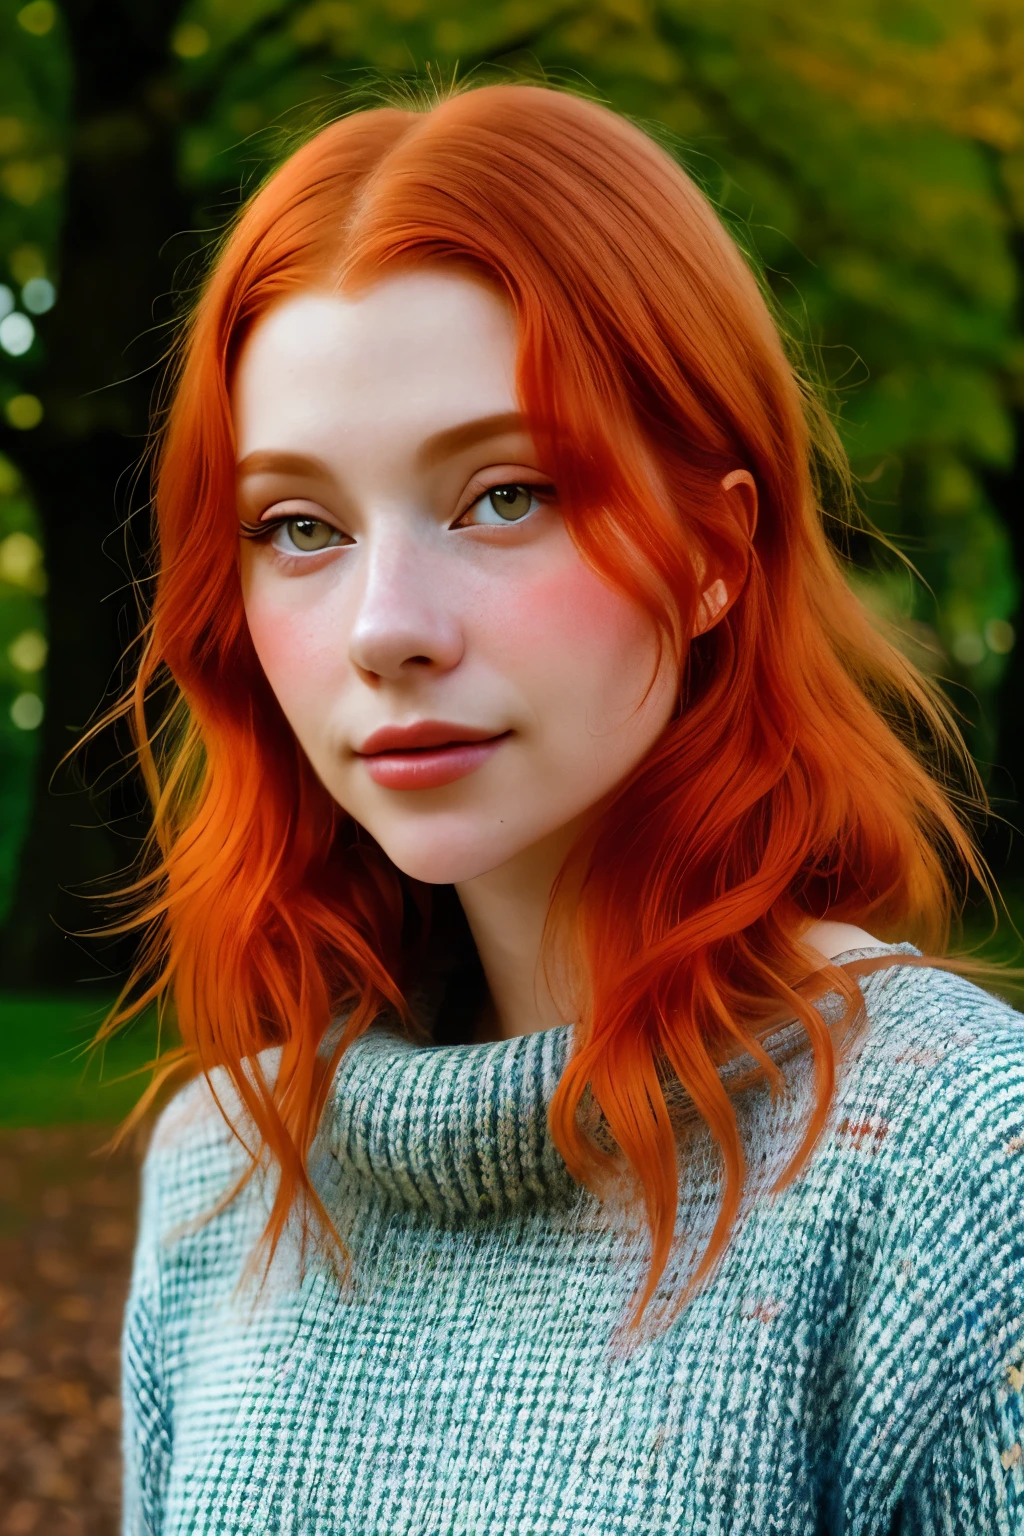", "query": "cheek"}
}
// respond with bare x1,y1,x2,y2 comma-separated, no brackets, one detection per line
241,570,349,715
487,555,663,708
